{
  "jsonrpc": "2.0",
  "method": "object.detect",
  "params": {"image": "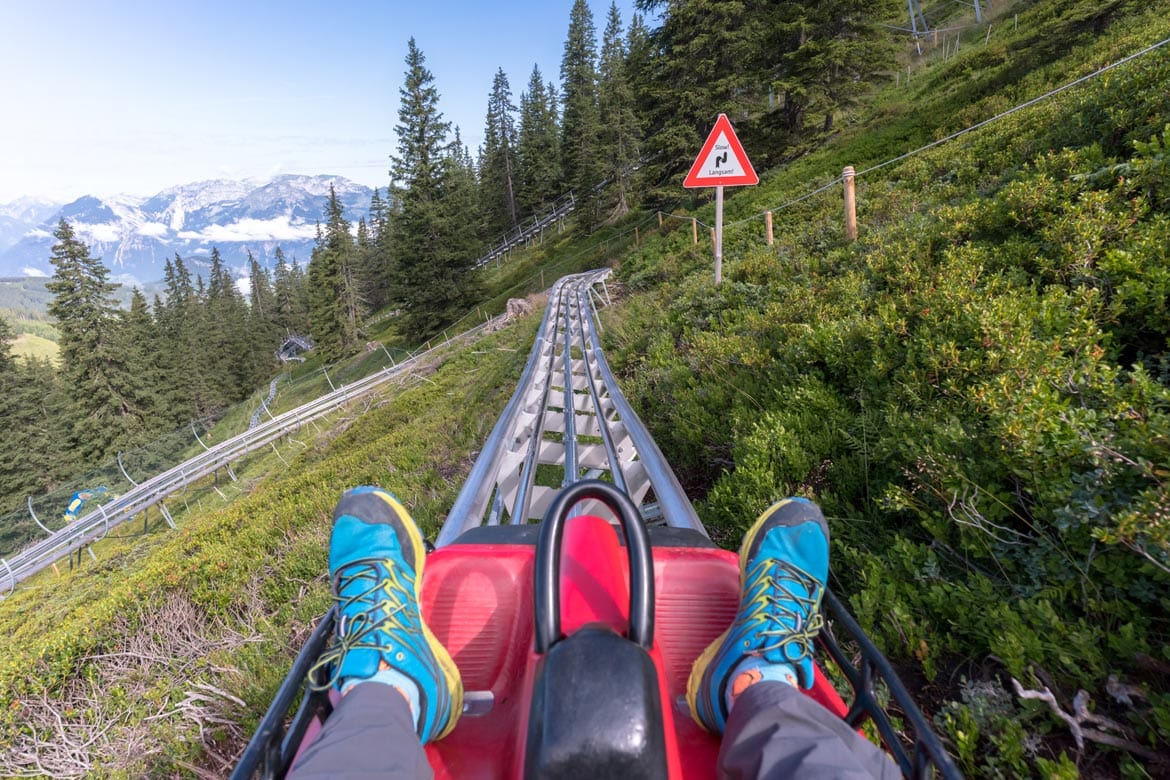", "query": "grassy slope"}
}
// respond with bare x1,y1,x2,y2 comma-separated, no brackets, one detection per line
0,319,538,777
1,1,1168,776
10,332,58,362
